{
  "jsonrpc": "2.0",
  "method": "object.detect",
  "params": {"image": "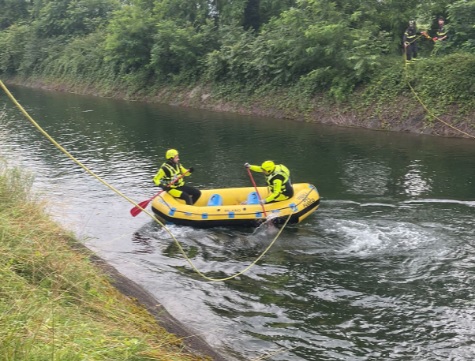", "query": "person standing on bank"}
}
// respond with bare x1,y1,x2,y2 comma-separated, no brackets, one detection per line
433,16,448,42
244,160,294,204
403,20,428,63
430,16,449,56
153,149,201,205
